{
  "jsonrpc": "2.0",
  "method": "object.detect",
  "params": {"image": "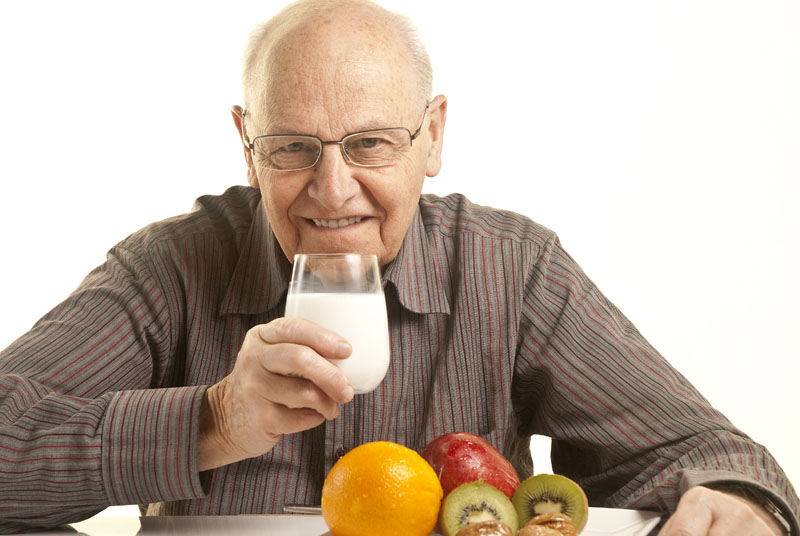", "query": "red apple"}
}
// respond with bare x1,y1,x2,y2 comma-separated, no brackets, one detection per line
421,432,521,500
